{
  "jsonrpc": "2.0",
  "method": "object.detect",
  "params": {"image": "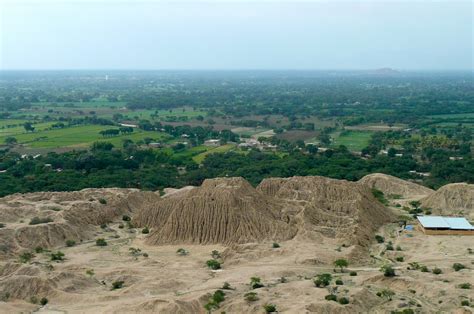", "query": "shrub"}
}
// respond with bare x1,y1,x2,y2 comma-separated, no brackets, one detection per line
452,263,465,271
100,223,107,229
386,242,394,251
206,259,221,270
118,223,124,229
129,247,142,257
314,273,332,287
30,296,38,304
35,247,44,253
96,238,107,246
458,283,471,289
19,252,34,263
396,245,402,251
86,269,95,277
335,279,343,285
325,294,337,301
176,248,189,256
461,300,470,306
111,280,124,290
396,256,404,262
245,292,258,302
263,304,277,313
0,223,5,228
142,227,149,234
211,250,221,259
378,289,395,301
432,267,442,275
272,242,280,248
40,297,48,306
204,290,226,311
375,235,385,243
372,188,388,205
65,240,76,247
222,282,232,290
338,297,349,305
29,217,53,225
381,265,396,277
250,277,264,289
50,251,65,261
420,265,429,272
349,271,357,276
98,198,107,204
122,215,131,221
